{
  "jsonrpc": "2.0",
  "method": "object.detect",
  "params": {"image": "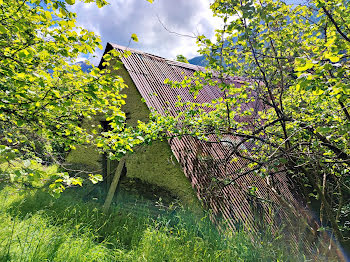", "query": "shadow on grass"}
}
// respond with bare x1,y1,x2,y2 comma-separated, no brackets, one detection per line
1,183,315,262
3,180,205,251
